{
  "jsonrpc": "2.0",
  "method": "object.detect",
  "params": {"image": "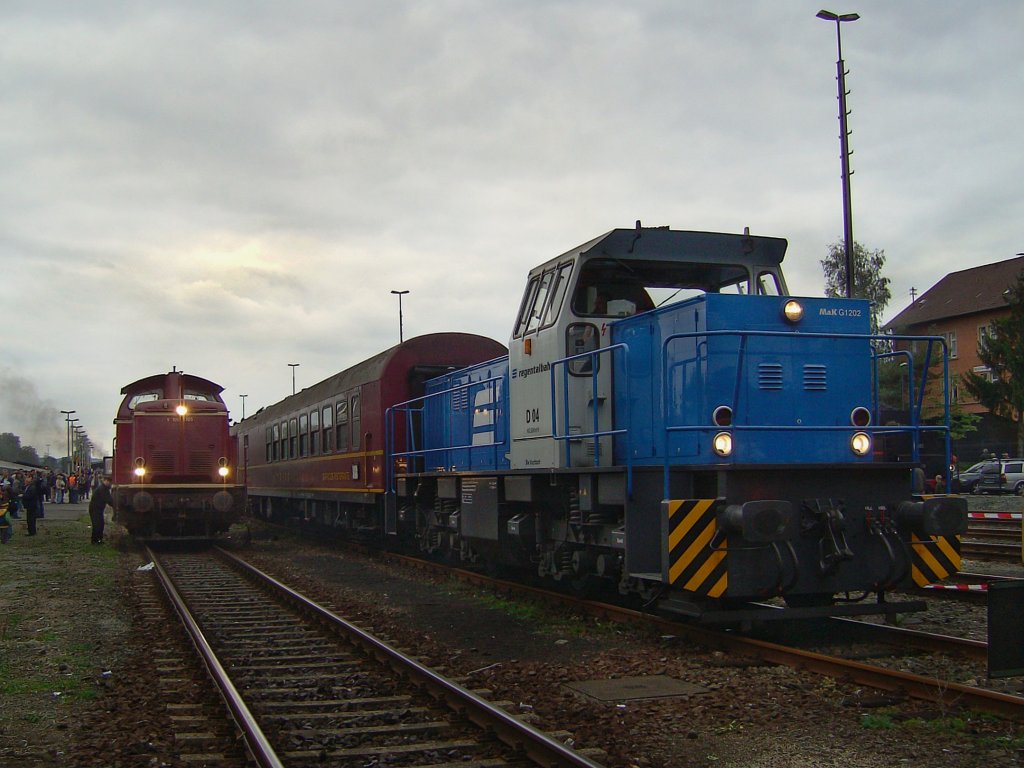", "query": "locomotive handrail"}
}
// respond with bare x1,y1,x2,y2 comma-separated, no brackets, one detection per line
549,342,633,496
659,329,953,499
385,372,506,493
